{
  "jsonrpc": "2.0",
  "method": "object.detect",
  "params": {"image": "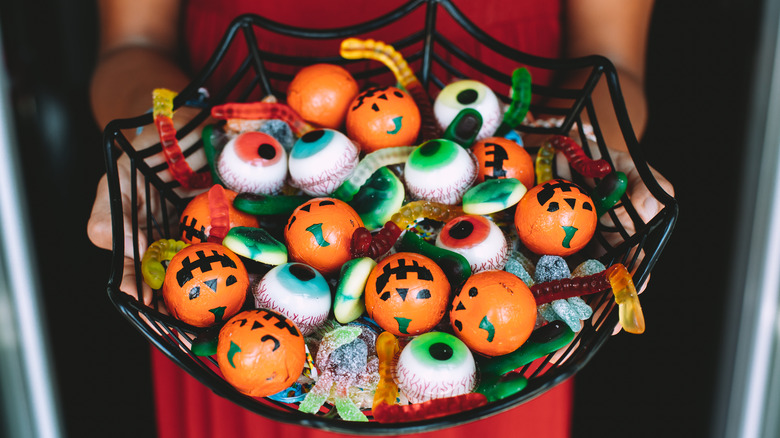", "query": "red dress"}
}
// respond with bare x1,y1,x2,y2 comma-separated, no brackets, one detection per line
153,1,573,437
